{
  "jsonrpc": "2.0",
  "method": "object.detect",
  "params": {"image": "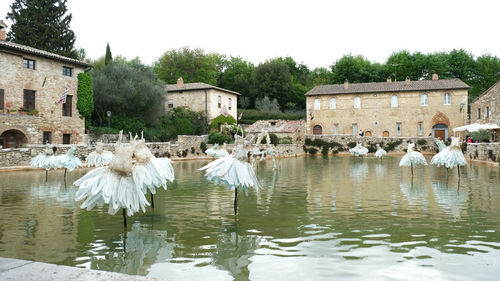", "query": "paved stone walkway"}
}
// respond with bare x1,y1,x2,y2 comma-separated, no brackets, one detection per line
0,257,167,281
